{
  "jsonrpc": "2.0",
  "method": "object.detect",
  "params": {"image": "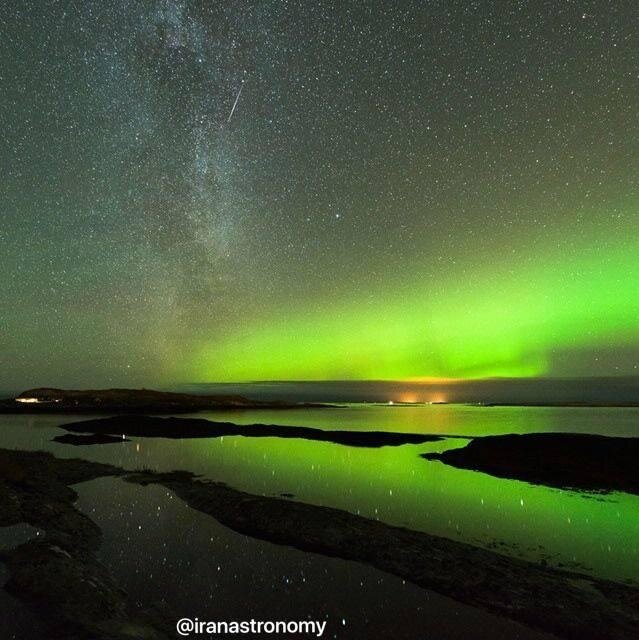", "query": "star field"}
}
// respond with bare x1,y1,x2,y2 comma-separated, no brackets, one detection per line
2,1,639,387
